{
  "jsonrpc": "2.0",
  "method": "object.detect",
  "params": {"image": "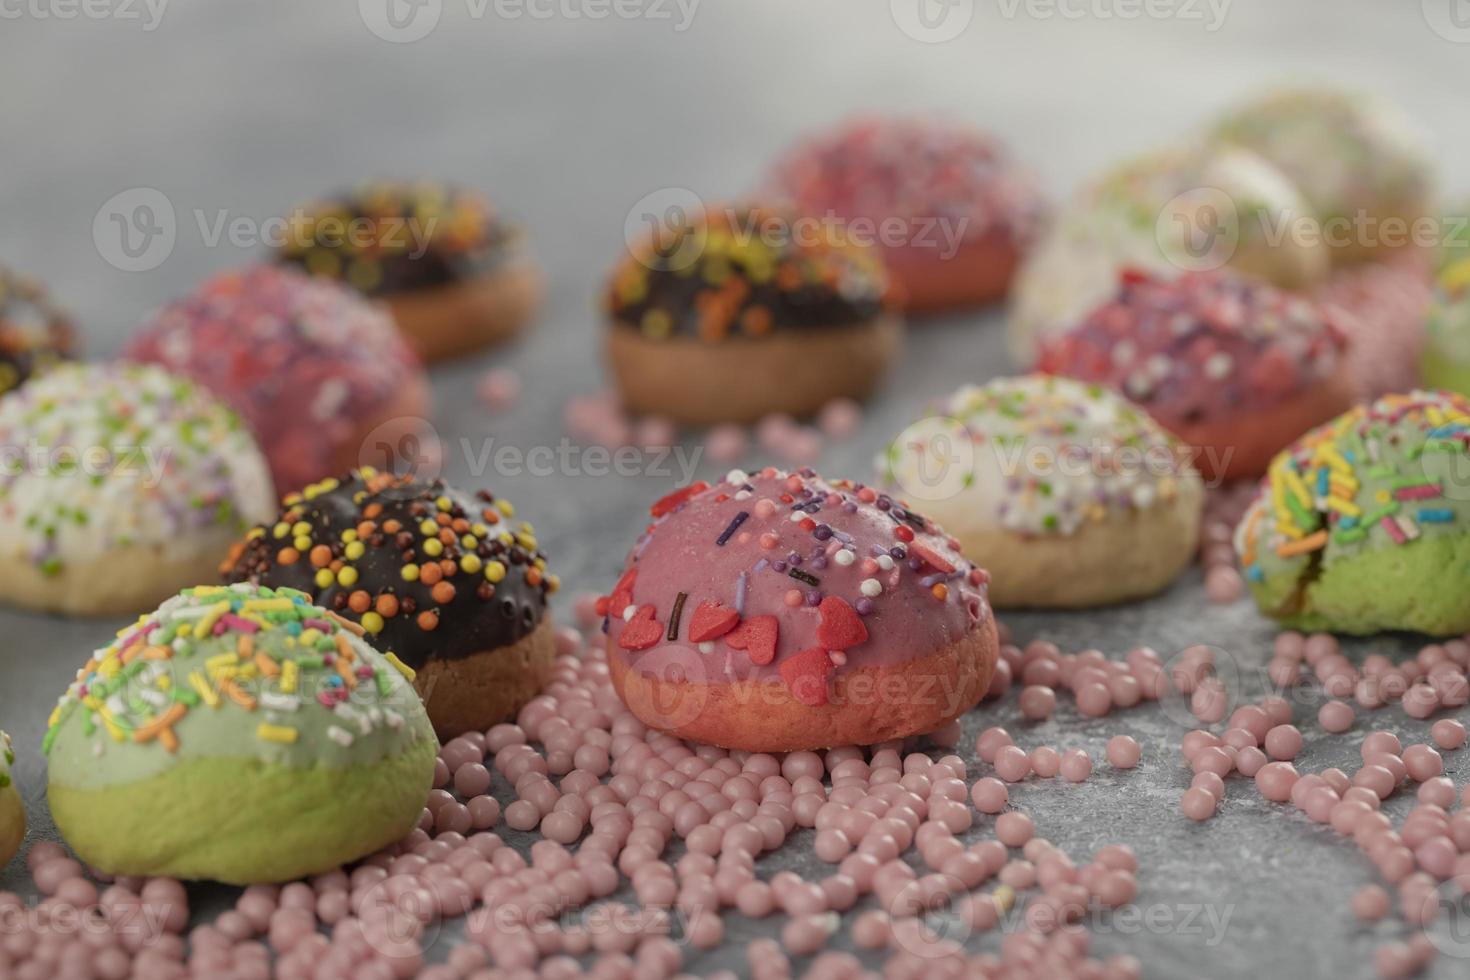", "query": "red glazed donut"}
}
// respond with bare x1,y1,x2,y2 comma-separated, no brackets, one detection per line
1036,269,1356,481
601,467,998,752
765,117,1046,313
124,265,431,495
